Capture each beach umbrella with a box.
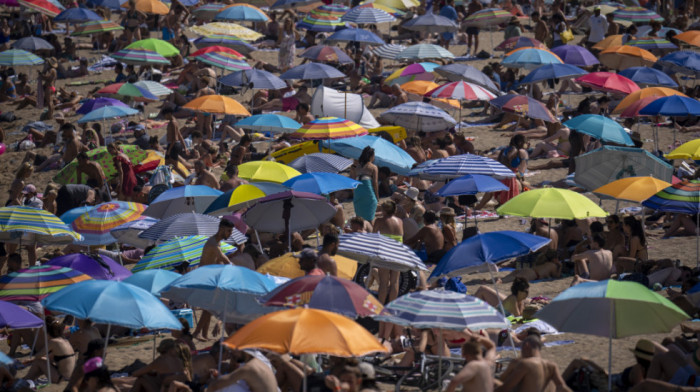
[192,3,224,20]
[132,235,237,272]
[290,117,367,140]
[637,25,680,37]
[214,4,268,22]
[551,45,599,67]
[204,183,289,216]
[270,0,318,8]
[194,35,256,55]
[338,232,428,272]
[379,101,456,132]
[47,253,131,281]
[520,63,588,85]
[121,0,168,14]
[618,66,677,87]
[138,213,247,244]
[435,63,499,94]
[410,153,515,180]
[311,3,349,17]
[620,95,663,118]
[495,36,545,51]
[489,94,557,123]
[144,185,223,219]
[18,0,60,16]
[123,269,180,296]
[342,6,395,24]
[613,87,687,114]
[658,51,700,76]
[53,145,148,185]
[190,22,263,41]
[279,62,346,80]
[96,83,158,101]
[282,173,360,195]
[667,139,700,160]
[325,27,385,45]
[219,69,285,90]
[77,106,140,123]
[189,45,243,59]
[375,0,418,10]
[396,43,454,61]
[639,95,700,117]
[183,95,250,116]
[194,52,251,72]
[299,45,353,64]
[371,43,406,60]
[400,80,460,110]
[356,1,405,16]
[0,301,43,329]
[238,161,301,183]
[575,72,639,95]
[0,49,43,65]
[463,7,511,28]
[0,265,92,302]
[503,47,563,70]
[110,48,170,66]
[11,36,53,51]
[537,280,688,390]
[132,80,171,97]
[384,62,439,86]
[289,153,353,174]
[613,6,663,22]
[426,80,496,101]
[257,252,358,280]
[401,12,458,33]
[496,188,608,219]
[125,38,178,57]
[76,98,129,115]
[675,31,700,48]
[234,114,300,133]
[594,176,672,203]
[574,146,674,191]
[60,206,93,226]
[599,45,657,70]
[593,34,624,51]
[259,275,383,318]
[436,174,508,196]
[71,201,146,246]
[563,114,635,146]
[625,37,677,51]
[110,216,158,248]
[243,191,336,236]
[296,13,345,32]
[54,7,102,23]
[86,0,121,9]
[329,134,416,176]
[71,20,123,36]
[0,206,82,244]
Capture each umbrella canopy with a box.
[225,308,387,356]
[657,51,700,76]
[490,94,557,122]
[375,290,509,331]
[503,48,563,70]
[575,72,639,95]
[551,45,599,67]
[183,95,250,116]
[401,12,458,33]
[53,145,148,184]
[76,97,129,115]
[46,253,131,281]
[642,180,700,214]
[667,139,700,160]
[238,161,301,183]
[144,185,222,219]
[625,36,677,51]
[125,38,178,57]
[282,173,360,195]
[71,19,123,36]
[11,36,53,51]
[325,27,385,45]
[215,4,269,22]
[0,265,92,302]
[496,36,545,51]
[426,81,496,101]
[594,176,672,203]
[613,6,663,23]
[599,45,657,70]
[243,191,336,233]
[77,106,140,123]
[620,95,663,118]
[296,13,345,32]
[193,35,256,55]
[18,0,60,16]
[195,52,251,72]
[133,80,171,96]
[411,153,515,181]
[429,231,550,281]
[42,280,182,329]
[563,114,635,146]
[496,188,608,219]
[122,0,168,14]
[279,62,346,80]
[204,183,289,216]
[132,235,237,272]
[290,117,368,140]
[574,146,674,191]
[189,45,243,59]
[259,275,383,318]
[371,43,407,60]
[342,6,395,24]
[111,48,170,65]
[257,252,358,281]
[288,153,353,174]
[375,0,418,10]
[0,206,82,243]
[639,95,700,116]
[435,63,499,94]
[463,7,511,27]
[338,232,428,272]
[0,49,43,65]
[110,216,158,248]
[123,269,180,296]
[520,63,588,85]
[329,134,416,176]
[396,43,455,61]
[435,174,509,196]
[613,87,687,113]
[71,201,146,246]
[311,3,349,17]
[190,22,263,41]
[379,101,456,132]
[0,301,43,329]
[96,83,158,101]
[675,30,700,47]
[192,3,224,20]
[384,62,439,86]
[618,66,677,87]
[298,45,353,64]
[594,34,624,51]
[270,0,318,8]
[138,213,247,244]
[234,114,300,133]
[637,25,681,37]
[54,7,102,22]
[60,206,93,225]
[219,69,286,90]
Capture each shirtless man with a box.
[208,350,279,392]
[373,200,404,340]
[317,234,338,276]
[496,336,571,392]
[34,124,86,172]
[531,12,549,43]
[76,152,106,188]
[570,234,613,285]
[192,160,219,189]
[405,210,445,264]
[295,102,314,125]
[230,135,251,166]
[329,193,345,228]
[220,164,248,192]
[254,86,311,112]
[446,337,497,392]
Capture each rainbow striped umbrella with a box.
[0,265,92,302]
[193,3,224,21]
[71,201,146,246]
[54,145,149,185]
[290,117,368,140]
[111,48,170,65]
[385,62,439,85]
[613,7,663,22]
[463,8,511,28]
[0,206,83,243]
[625,36,677,51]
[132,235,237,272]
[18,0,60,16]
[642,180,700,215]
[0,49,43,66]
[194,52,251,71]
[71,19,123,36]
[356,2,405,17]
[426,81,497,101]
[193,35,256,55]
[296,13,345,32]
[311,3,349,17]
[503,47,563,70]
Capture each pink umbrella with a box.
[575,72,640,95]
[620,95,662,118]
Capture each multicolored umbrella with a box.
[374,0,418,10]
[625,36,677,51]
[96,82,158,101]
[575,72,640,95]
[396,43,455,61]
[400,80,459,109]
[296,12,345,32]
[71,19,123,36]
[551,45,599,67]
[489,94,557,122]
[257,252,357,280]
[214,4,269,22]
[204,182,289,215]
[503,47,563,69]
[237,161,301,184]
[133,80,172,96]
[619,95,662,118]
[599,45,657,70]
[356,2,405,17]
[18,0,60,16]
[76,97,129,115]
[183,94,250,116]
[0,206,82,243]
[71,202,146,245]
[132,235,237,272]
[189,45,243,59]
[384,62,439,86]
[299,45,353,64]
[53,145,149,185]
[495,36,545,51]
[190,22,264,40]
[0,49,43,66]
[125,38,179,57]
[613,87,687,114]
[642,180,700,215]
[594,176,672,203]
[194,52,251,71]
[426,80,497,101]
[192,3,224,21]
[463,7,511,28]
[194,35,256,55]
[435,63,499,93]
[290,117,368,140]
[111,48,170,65]
[121,0,169,14]
[260,275,382,318]
[496,188,608,219]
[613,6,663,22]
[0,265,92,302]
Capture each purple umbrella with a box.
[0,301,43,329]
[46,253,132,281]
[551,45,599,67]
[76,98,130,115]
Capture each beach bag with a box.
[560,29,574,44]
[444,277,467,293]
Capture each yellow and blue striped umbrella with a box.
[0,206,82,242]
[132,235,237,272]
[0,265,92,302]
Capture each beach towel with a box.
[88,55,120,72]
[353,178,377,222]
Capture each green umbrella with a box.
[125,38,179,57]
[496,188,608,220]
[53,145,148,185]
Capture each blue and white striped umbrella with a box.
[378,102,456,132]
[371,43,406,60]
[138,212,247,244]
[396,43,455,61]
[435,63,500,94]
[342,7,395,24]
[325,27,385,45]
[409,153,516,180]
[375,289,509,331]
[133,81,172,96]
[338,232,428,272]
[219,69,287,90]
[288,153,353,174]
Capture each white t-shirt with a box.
[588,14,609,43]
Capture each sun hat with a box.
[405,187,419,201]
[631,339,655,361]
[22,184,36,194]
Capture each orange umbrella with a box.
[122,0,169,14]
[256,252,358,280]
[225,308,388,356]
[593,34,623,51]
[183,95,250,116]
[674,31,700,47]
[594,176,672,203]
[401,80,460,109]
[599,45,657,70]
[613,87,687,114]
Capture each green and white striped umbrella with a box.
[132,235,237,272]
[0,49,44,66]
[111,48,171,66]
[133,81,173,96]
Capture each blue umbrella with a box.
[342,6,396,24]
[271,0,317,8]
[639,95,700,117]
[410,154,515,180]
[563,114,635,146]
[288,153,353,174]
[435,174,509,196]
[123,269,182,296]
[59,206,93,225]
[77,106,139,123]
[54,7,102,23]
[551,45,599,67]
[329,135,416,175]
[325,27,385,45]
[401,12,458,33]
[219,69,286,90]
[214,5,269,22]
[41,280,182,330]
[143,185,223,219]
[11,36,53,51]
[429,231,551,282]
[520,63,588,84]
[234,114,301,133]
[76,97,129,115]
[138,213,247,244]
[618,66,678,87]
[378,102,456,132]
[503,48,563,70]
[0,300,43,329]
[86,0,122,9]
[282,172,360,195]
[279,62,346,80]
[657,51,700,76]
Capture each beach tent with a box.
[311,86,380,129]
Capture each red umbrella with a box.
[189,45,243,59]
[620,95,662,118]
[18,0,60,16]
[575,72,640,95]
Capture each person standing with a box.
[439,0,458,49]
[586,6,609,48]
[351,147,378,223]
[532,12,549,45]
[465,0,483,57]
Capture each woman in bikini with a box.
[26,320,76,383]
[616,216,649,274]
[132,339,192,392]
[121,0,146,43]
[474,277,530,317]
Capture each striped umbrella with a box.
[189,45,244,59]
[495,36,545,51]
[71,202,146,246]
[0,49,43,66]
[96,83,158,101]
[410,153,515,180]
[190,22,264,41]
[435,63,500,94]
[193,3,225,21]
[214,4,269,22]
[638,25,681,37]
[342,6,395,23]
[71,20,123,36]
[290,117,368,140]
[613,7,663,23]
[111,48,170,65]
[144,185,223,219]
[194,52,251,71]
[312,3,349,17]
[396,43,454,61]
[378,101,456,132]
[463,8,511,28]
[0,206,82,243]
[194,35,256,55]
[204,182,289,216]
[138,212,247,244]
[489,94,557,122]
[0,265,92,302]
[18,0,60,16]
[625,37,677,51]
[503,47,563,70]
[356,2,405,17]
[133,80,172,96]
[299,45,353,64]
[296,13,345,32]
[371,43,406,60]
[385,62,439,85]
[337,232,428,272]
[426,81,496,101]
[575,72,640,95]
[132,235,237,272]
[288,153,353,174]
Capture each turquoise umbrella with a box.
[123,269,181,295]
[503,48,563,70]
[563,114,635,146]
[77,106,139,123]
[0,49,44,65]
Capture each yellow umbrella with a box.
[375,0,419,10]
[401,80,460,109]
[599,45,657,70]
[666,139,700,160]
[237,161,300,183]
[141,150,190,178]
[122,0,169,15]
[204,183,279,215]
[613,87,687,114]
[183,95,250,116]
[594,176,672,203]
[190,22,263,41]
[593,34,624,51]
[496,188,608,219]
[585,4,618,14]
[357,2,403,15]
[257,252,358,280]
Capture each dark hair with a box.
[47,321,63,338]
[8,253,21,263]
[323,233,338,247]
[461,341,481,357]
[85,365,114,390]
[191,131,202,139]
[623,216,646,246]
[522,335,543,350]
[60,123,76,133]
[378,166,391,177]
[510,134,526,148]
[381,200,397,215]
[358,146,374,167]
[77,152,89,161]
[219,219,235,229]
[161,107,175,115]
[423,210,438,225]
[226,163,239,177]
[590,221,604,234]
[239,134,252,146]
[297,102,309,112]
[592,233,606,248]
[85,339,105,358]
[511,277,529,296]
[531,11,539,17]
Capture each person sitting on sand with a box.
[500,250,562,284]
[570,234,614,286]
[57,58,89,80]
[475,277,530,317]
[132,339,192,392]
[446,335,497,392]
[664,214,698,238]
[253,86,311,113]
[615,216,649,274]
[207,349,279,392]
[368,84,407,109]
[25,124,86,172]
[25,319,76,384]
[495,336,571,392]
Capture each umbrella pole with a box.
[608,304,613,392]
[30,328,39,362]
[615,199,619,214]
[696,209,699,267]
[153,334,156,361]
[487,267,517,356]
[103,324,111,360]
[43,323,51,385]
[218,297,227,373]
[438,329,444,390]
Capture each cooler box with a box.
[171,308,194,329]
